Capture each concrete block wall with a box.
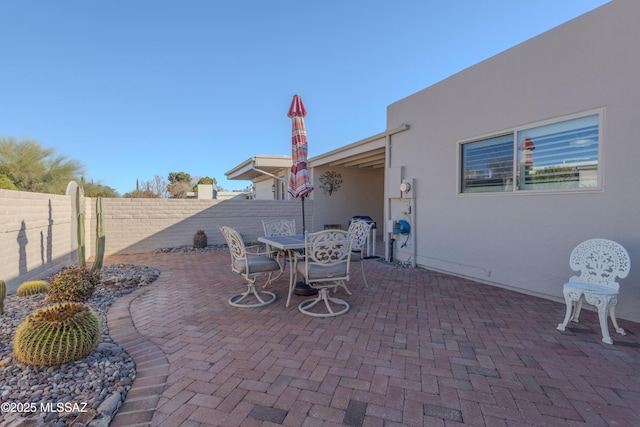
[101,198,310,254]
[1,189,312,293]
[0,189,76,293]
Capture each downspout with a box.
[384,133,391,262]
[383,123,410,263]
[410,191,417,268]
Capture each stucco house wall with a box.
[253,175,288,201]
[253,177,274,200]
[385,0,640,321]
[309,164,384,233]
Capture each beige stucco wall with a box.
[386,0,640,321]
[309,165,383,235]
[253,175,289,200]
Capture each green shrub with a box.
[16,280,49,297]
[47,266,100,303]
[0,174,17,190]
[13,302,101,366]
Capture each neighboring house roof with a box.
[225,155,292,181]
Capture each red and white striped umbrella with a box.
[287,94,313,232]
[288,94,313,198]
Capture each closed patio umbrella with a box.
[287,94,313,233]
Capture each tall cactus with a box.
[91,197,105,272]
[76,185,86,268]
[0,280,6,315]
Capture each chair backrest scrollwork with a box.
[263,219,296,237]
[302,230,354,282]
[348,220,373,253]
[220,226,248,273]
[568,238,630,290]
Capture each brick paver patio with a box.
[104,251,640,426]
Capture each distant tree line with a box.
[123,173,222,199]
[1,136,225,198]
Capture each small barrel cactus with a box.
[13,302,101,366]
[193,230,208,248]
[16,280,49,297]
[0,280,5,315]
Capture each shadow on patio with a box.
[104,250,640,426]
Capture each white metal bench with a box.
[557,238,630,344]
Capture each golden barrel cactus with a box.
[13,302,101,366]
[16,280,49,297]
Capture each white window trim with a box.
[456,108,605,196]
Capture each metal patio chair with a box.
[220,226,282,308]
[348,219,374,288]
[262,219,298,264]
[262,219,296,237]
[295,229,354,317]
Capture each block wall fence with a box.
[0,189,310,293]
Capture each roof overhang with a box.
[225,155,292,181]
[310,124,410,169]
[225,125,410,180]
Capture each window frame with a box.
[457,109,604,196]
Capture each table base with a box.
[293,282,318,296]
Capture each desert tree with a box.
[150,175,169,198]
[167,171,192,198]
[0,137,84,194]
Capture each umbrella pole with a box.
[301,196,306,234]
[294,195,317,296]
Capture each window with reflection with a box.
[460,113,600,194]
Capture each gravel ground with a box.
[0,264,160,427]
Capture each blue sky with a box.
[0,0,610,195]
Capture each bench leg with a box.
[557,294,574,332]
[571,297,584,322]
[597,303,613,344]
[609,304,626,336]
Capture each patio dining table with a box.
[258,234,306,307]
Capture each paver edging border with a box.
[106,269,172,427]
